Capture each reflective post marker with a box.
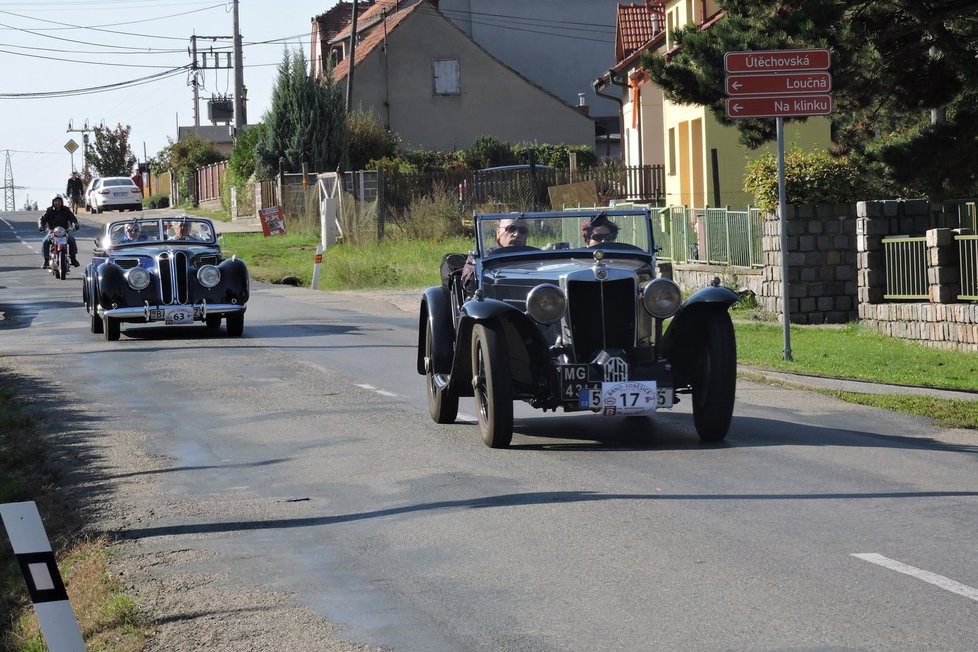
[1,502,86,651]
[311,244,324,289]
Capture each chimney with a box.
[574,92,590,116]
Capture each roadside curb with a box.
[740,366,978,402]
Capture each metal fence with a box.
[648,205,763,267]
[958,234,978,300]
[882,236,928,299]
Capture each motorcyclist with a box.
[38,195,80,268]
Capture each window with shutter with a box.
[432,58,460,95]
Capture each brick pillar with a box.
[855,202,886,304]
[926,228,958,303]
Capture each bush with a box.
[388,186,470,241]
[144,194,169,209]
[348,109,399,171]
[743,148,866,212]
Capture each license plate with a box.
[580,381,673,415]
[113,192,127,197]
[53,236,67,245]
[148,307,201,324]
[559,364,600,400]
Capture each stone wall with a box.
[758,203,859,324]
[856,199,977,351]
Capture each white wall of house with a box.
[347,8,594,150]
[439,0,622,121]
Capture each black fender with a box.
[448,297,552,398]
[95,262,126,309]
[658,285,739,384]
[418,286,454,375]
[218,257,250,304]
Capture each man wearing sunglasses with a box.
[582,215,619,247]
[462,217,531,293]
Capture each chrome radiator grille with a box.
[567,278,635,362]
[157,251,189,304]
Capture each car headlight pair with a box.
[124,265,221,291]
[641,278,682,319]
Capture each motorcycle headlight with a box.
[53,226,66,237]
[526,284,566,324]
[125,266,151,291]
[641,278,682,319]
[197,265,221,288]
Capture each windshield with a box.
[105,218,216,247]
[475,209,654,257]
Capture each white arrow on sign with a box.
[730,81,742,90]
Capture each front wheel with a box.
[226,312,244,337]
[471,323,513,448]
[425,319,458,424]
[691,311,737,442]
[57,250,68,280]
[205,314,222,329]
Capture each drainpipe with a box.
[593,70,626,165]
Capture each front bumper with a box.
[101,302,245,322]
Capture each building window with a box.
[668,127,676,175]
[433,58,460,95]
[686,0,694,24]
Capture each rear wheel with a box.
[691,311,736,442]
[205,314,222,329]
[471,323,513,448]
[425,319,458,424]
[226,312,244,337]
[103,316,120,341]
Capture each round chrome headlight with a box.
[641,278,682,319]
[526,284,566,324]
[53,226,67,237]
[125,266,151,291]
[197,265,221,288]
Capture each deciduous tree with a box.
[87,123,137,177]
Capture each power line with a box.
[0,46,187,68]
[0,65,189,98]
[0,2,224,29]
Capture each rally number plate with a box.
[148,307,201,324]
[579,381,674,415]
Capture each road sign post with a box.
[724,49,833,360]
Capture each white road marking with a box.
[457,413,477,423]
[852,553,978,602]
[354,383,399,397]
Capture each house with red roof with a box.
[310,0,594,153]
[595,1,832,208]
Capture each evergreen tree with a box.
[87,123,137,177]
[255,49,347,178]
[643,1,978,198]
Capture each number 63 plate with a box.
[579,381,673,415]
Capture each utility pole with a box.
[232,0,246,129]
[190,35,200,126]
[346,0,359,111]
[2,151,17,211]
[67,119,99,181]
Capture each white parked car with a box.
[89,176,142,213]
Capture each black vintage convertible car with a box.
[417,209,739,448]
[83,217,249,341]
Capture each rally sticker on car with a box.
[148,307,201,324]
[579,381,672,415]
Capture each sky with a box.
[0,0,338,208]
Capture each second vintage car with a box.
[418,208,740,448]
[83,217,249,341]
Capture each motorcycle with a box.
[46,225,73,280]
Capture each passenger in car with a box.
[169,222,196,240]
[582,215,619,247]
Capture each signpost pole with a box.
[776,116,792,361]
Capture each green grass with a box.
[221,232,471,289]
[735,321,978,391]
[825,392,978,429]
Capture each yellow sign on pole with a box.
[64,140,78,153]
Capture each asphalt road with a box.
[1,209,976,651]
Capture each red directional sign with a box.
[725,95,833,119]
[725,72,832,96]
[724,48,831,74]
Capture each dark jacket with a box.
[66,177,84,199]
[39,205,79,232]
